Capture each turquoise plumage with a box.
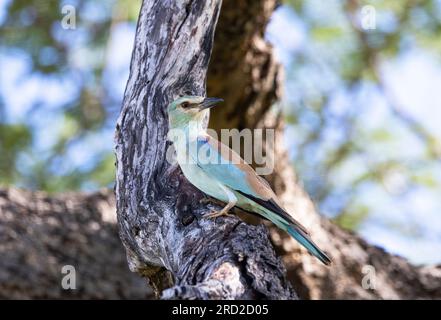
[168,96,331,265]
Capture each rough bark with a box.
[1,0,440,300]
[2,187,438,299]
[114,0,295,300]
[0,188,150,299]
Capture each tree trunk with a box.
[114,0,295,300]
[0,188,150,299]
[0,0,440,300]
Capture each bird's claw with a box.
[203,209,234,219]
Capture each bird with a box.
[167,95,331,265]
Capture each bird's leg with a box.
[204,186,237,219]
[205,200,236,218]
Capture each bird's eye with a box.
[182,102,189,109]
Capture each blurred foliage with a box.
[282,0,441,231]
[0,0,440,242]
[0,0,140,191]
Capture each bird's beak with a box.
[199,97,223,110]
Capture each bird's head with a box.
[167,95,223,128]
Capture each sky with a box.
[1,2,440,264]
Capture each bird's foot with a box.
[203,209,234,219]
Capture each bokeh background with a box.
[1,0,440,264]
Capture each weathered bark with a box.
[0,188,150,299]
[114,0,295,300]
[1,0,440,300]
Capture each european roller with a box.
[167,96,331,265]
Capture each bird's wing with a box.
[192,134,309,234]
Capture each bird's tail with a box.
[286,225,331,265]
[258,208,331,265]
